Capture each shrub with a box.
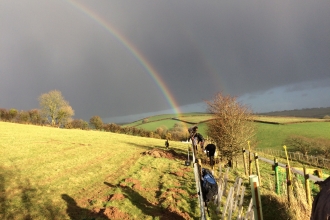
[18,111,30,124]
[285,135,313,156]
[89,116,103,130]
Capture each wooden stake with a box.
[248,141,253,175]
[286,165,292,205]
[303,166,312,206]
[255,153,262,186]
[250,175,263,220]
[242,148,248,176]
[274,158,280,194]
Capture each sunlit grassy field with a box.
[1,119,328,220]
[0,122,198,219]
[135,120,191,131]
[122,113,209,127]
[255,122,330,150]
[254,115,328,124]
[175,114,214,123]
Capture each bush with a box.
[66,119,89,130]
[89,116,103,130]
[285,135,313,156]
[18,111,30,124]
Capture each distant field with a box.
[123,114,330,151]
[255,122,330,150]
[135,120,191,131]
[175,114,214,123]
[122,114,175,127]
[254,115,328,124]
[122,112,212,128]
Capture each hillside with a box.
[259,107,330,118]
[1,122,326,219]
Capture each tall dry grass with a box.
[262,174,312,220]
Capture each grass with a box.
[0,122,198,219]
[255,122,330,150]
[122,112,210,128]
[214,155,321,220]
[254,115,328,123]
[135,120,191,132]
[2,115,329,219]
[123,114,330,151]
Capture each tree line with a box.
[1,89,258,163]
[0,90,192,141]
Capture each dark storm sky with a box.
[1,0,330,121]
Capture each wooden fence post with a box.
[222,187,234,219]
[248,141,253,175]
[303,166,312,206]
[198,159,202,178]
[223,167,229,196]
[274,158,280,194]
[249,152,253,176]
[250,175,263,220]
[242,148,248,176]
[255,153,262,186]
[286,165,292,205]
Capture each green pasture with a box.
[254,115,328,124]
[135,120,190,131]
[175,114,214,123]
[255,122,330,150]
[122,114,175,127]
[0,122,198,219]
[124,114,330,152]
[1,119,327,220]
[122,112,212,128]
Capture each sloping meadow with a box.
[0,122,198,219]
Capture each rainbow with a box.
[65,0,181,115]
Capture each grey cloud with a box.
[1,0,330,120]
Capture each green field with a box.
[253,115,328,124]
[2,118,328,220]
[255,122,330,150]
[0,122,198,219]
[135,120,190,131]
[122,113,213,128]
[123,113,330,151]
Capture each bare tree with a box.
[39,90,74,126]
[206,92,256,166]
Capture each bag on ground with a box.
[201,168,218,202]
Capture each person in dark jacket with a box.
[165,139,169,149]
[205,143,216,166]
[310,176,330,220]
[188,126,204,151]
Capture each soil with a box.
[86,148,192,219]
[141,148,186,160]
[92,207,131,220]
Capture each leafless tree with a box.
[205,92,256,166]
